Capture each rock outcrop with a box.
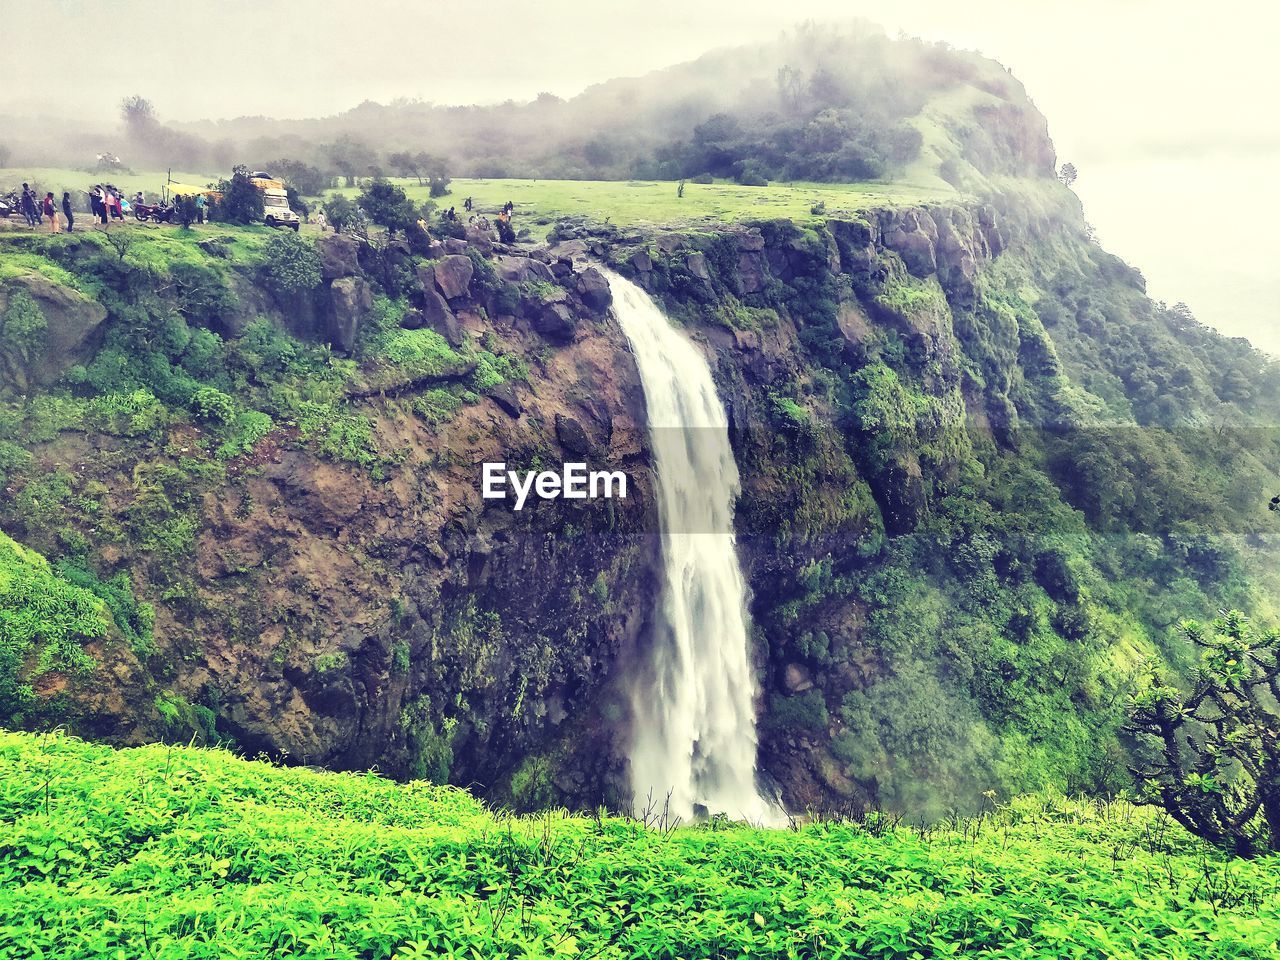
[327,276,373,352]
[0,272,108,386]
[434,255,474,300]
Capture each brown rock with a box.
[464,223,494,254]
[434,255,474,300]
[737,251,765,295]
[420,287,462,346]
[535,302,577,343]
[315,234,361,280]
[327,276,373,352]
[0,273,108,387]
[575,266,612,312]
[783,663,814,693]
[488,381,522,418]
[555,414,594,457]
[549,239,589,263]
[496,255,554,284]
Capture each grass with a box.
[331,177,962,234]
[1,730,1277,959]
[3,166,960,235]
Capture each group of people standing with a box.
[89,184,126,225]
[17,183,75,233]
[12,182,134,233]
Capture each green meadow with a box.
[333,177,959,232]
[1,166,959,235]
[1,731,1276,959]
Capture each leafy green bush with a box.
[322,194,358,232]
[0,535,106,722]
[296,402,376,467]
[54,561,155,658]
[190,387,236,425]
[767,689,828,732]
[0,440,31,488]
[85,390,169,437]
[0,289,47,389]
[214,167,265,225]
[261,232,322,296]
[1,731,1275,960]
[357,178,418,236]
[411,388,463,426]
[216,410,275,460]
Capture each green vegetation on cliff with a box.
[0,216,653,803]
[332,177,957,236]
[3,127,1280,828]
[0,534,108,719]
[2,731,1277,960]
[625,184,1280,818]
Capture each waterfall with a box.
[607,271,780,825]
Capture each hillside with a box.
[2,23,1052,192]
[2,167,1279,819]
[2,730,1277,959]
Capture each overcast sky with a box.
[2,0,1277,349]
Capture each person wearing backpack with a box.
[42,192,60,233]
[20,183,37,227]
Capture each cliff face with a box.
[603,188,1280,815]
[4,179,1279,816]
[0,230,663,810]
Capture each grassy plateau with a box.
[2,167,959,237]
[1,730,1277,959]
[332,177,959,233]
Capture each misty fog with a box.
[0,0,1274,351]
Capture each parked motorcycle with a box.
[133,202,174,223]
[0,192,19,219]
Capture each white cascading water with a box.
[607,271,781,825]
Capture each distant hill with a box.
[2,23,1055,189]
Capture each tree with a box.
[322,195,358,233]
[583,137,617,170]
[261,232,322,296]
[428,174,451,199]
[285,186,309,218]
[101,230,135,263]
[413,152,451,197]
[1127,612,1280,857]
[261,159,330,196]
[356,178,417,236]
[216,167,265,225]
[1058,162,1078,187]
[387,151,423,185]
[776,65,804,114]
[326,135,379,187]
[117,94,206,169]
[120,95,157,133]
